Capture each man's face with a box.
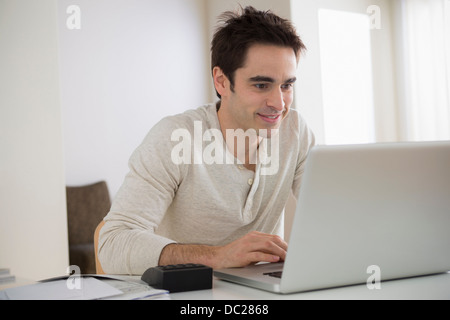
[216,44,298,137]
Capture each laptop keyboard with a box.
[263,271,283,278]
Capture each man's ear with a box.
[213,66,229,98]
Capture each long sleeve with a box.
[98,117,185,275]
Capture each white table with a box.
[2,272,449,300]
[170,272,450,300]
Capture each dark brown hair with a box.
[211,6,306,99]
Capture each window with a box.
[399,0,450,141]
[318,9,375,145]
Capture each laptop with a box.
[214,141,450,294]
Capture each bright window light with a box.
[318,9,375,145]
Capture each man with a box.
[98,6,315,275]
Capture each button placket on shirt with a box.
[239,163,261,223]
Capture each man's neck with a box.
[216,101,262,171]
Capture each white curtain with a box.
[401,0,450,141]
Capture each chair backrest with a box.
[66,181,110,274]
[94,220,106,274]
[66,181,111,245]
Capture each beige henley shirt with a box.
[98,104,315,275]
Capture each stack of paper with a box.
[0,275,168,300]
[0,269,15,284]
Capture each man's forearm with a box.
[157,231,288,270]
[158,243,222,269]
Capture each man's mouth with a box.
[257,113,282,123]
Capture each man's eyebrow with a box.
[249,76,297,83]
[285,77,297,83]
[249,76,275,83]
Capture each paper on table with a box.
[98,279,169,300]
[2,277,122,300]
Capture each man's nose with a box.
[267,87,285,112]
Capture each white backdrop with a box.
[58,0,212,198]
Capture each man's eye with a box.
[281,83,293,90]
[255,84,268,89]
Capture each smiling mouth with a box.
[257,113,283,123]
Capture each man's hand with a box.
[159,231,288,269]
[215,231,288,269]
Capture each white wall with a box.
[58,0,211,198]
[0,0,69,280]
